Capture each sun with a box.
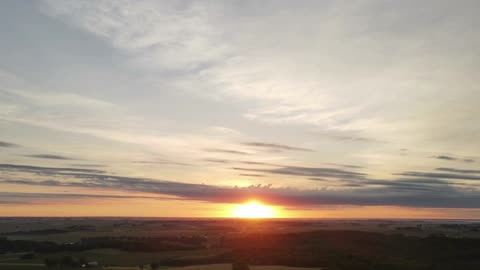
[231,201,276,218]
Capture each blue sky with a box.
[1,0,480,218]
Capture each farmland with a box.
[1,218,480,269]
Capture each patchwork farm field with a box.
[2,218,480,270]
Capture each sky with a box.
[1,0,480,219]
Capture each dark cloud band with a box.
[2,163,480,209]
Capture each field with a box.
[1,218,480,270]
[2,218,480,242]
[0,264,322,270]
[0,248,227,266]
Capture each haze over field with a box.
[1,0,480,218]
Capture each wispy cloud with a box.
[239,174,265,178]
[436,167,480,174]
[202,158,231,164]
[204,148,250,155]
[326,163,363,169]
[243,142,314,152]
[69,164,108,168]
[0,192,162,205]
[313,132,379,143]
[24,154,75,160]
[433,155,475,163]
[42,0,227,71]
[232,165,367,180]
[0,141,20,148]
[0,163,106,174]
[239,161,279,167]
[133,160,191,166]
[435,155,456,161]
[396,171,480,181]
[40,0,480,152]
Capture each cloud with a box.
[361,178,453,192]
[24,154,75,160]
[204,148,250,155]
[0,192,162,205]
[232,165,367,180]
[42,0,228,71]
[396,171,480,181]
[69,164,108,168]
[239,161,279,167]
[436,167,480,174]
[3,173,480,209]
[239,174,264,177]
[2,163,480,208]
[436,155,456,160]
[0,141,20,148]
[202,158,284,167]
[314,132,379,143]
[433,155,475,163]
[325,163,364,169]
[0,71,133,146]
[39,0,480,157]
[1,1,479,212]
[133,160,191,166]
[0,163,105,174]
[203,158,231,164]
[242,142,314,152]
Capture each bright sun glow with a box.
[231,201,276,218]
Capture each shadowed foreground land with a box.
[0,264,321,270]
[1,218,480,270]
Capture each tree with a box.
[79,257,88,266]
[20,252,35,260]
[150,262,160,270]
[232,261,250,270]
[60,255,77,267]
[44,258,59,268]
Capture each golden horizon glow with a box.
[231,201,276,218]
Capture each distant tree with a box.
[232,261,250,270]
[19,252,35,260]
[44,257,59,267]
[150,262,160,270]
[78,257,88,266]
[60,255,77,267]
